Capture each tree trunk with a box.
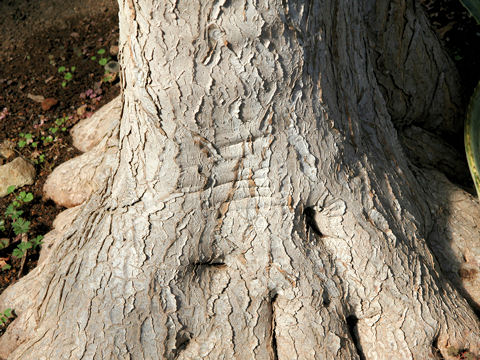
[1,0,479,359]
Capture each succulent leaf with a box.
[465,81,480,196]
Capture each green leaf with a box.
[24,193,33,202]
[64,72,73,81]
[1,264,11,271]
[31,141,38,148]
[97,48,106,55]
[58,66,66,73]
[5,204,22,219]
[71,66,76,72]
[0,238,8,249]
[18,241,32,251]
[50,127,58,134]
[12,218,30,235]
[18,140,26,148]
[460,0,480,24]
[465,81,480,197]
[31,235,44,248]
[12,248,24,258]
[91,56,97,61]
[6,185,15,194]
[3,309,12,318]
[0,219,5,233]
[99,58,108,66]
[61,81,67,88]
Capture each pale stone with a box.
[43,140,117,208]
[0,158,35,197]
[0,140,15,159]
[70,96,121,153]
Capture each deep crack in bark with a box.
[346,315,365,360]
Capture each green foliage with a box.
[0,186,44,268]
[92,48,111,68]
[0,308,13,325]
[17,133,33,148]
[12,235,43,258]
[465,82,480,196]
[0,238,8,250]
[59,66,76,87]
[5,204,23,220]
[33,154,45,164]
[41,135,54,145]
[12,218,30,236]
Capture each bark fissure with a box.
[346,315,365,360]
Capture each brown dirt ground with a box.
[0,0,120,331]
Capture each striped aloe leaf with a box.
[465,81,480,196]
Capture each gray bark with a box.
[0,0,479,359]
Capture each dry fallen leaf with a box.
[27,93,45,103]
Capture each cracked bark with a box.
[0,0,479,359]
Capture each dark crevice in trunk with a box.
[322,291,331,307]
[171,330,192,360]
[270,293,279,360]
[346,315,365,360]
[193,262,226,268]
[431,335,445,360]
[303,206,323,237]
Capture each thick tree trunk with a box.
[0,1,479,359]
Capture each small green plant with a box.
[1,264,11,271]
[0,238,8,250]
[0,187,45,268]
[12,218,30,236]
[58,65,76,87]
[0,308,13,325]
[92,48,111,67]
[41,135,54,145]
[12,235,43,258]
[33,154,45,164]
[17,133,33,148]
[49,116,68,134]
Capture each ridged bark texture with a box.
[0,1,479,359]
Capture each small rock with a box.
[70,32,80,38]
[41,98,58,111]
[104,60,120,73]
[43,144,116,208]
[109,45,119,56]
[77,104,88,116]
[0,157,36,197]
[0,140,15,159]
[71,96,121,152]
[27,93,45,103]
